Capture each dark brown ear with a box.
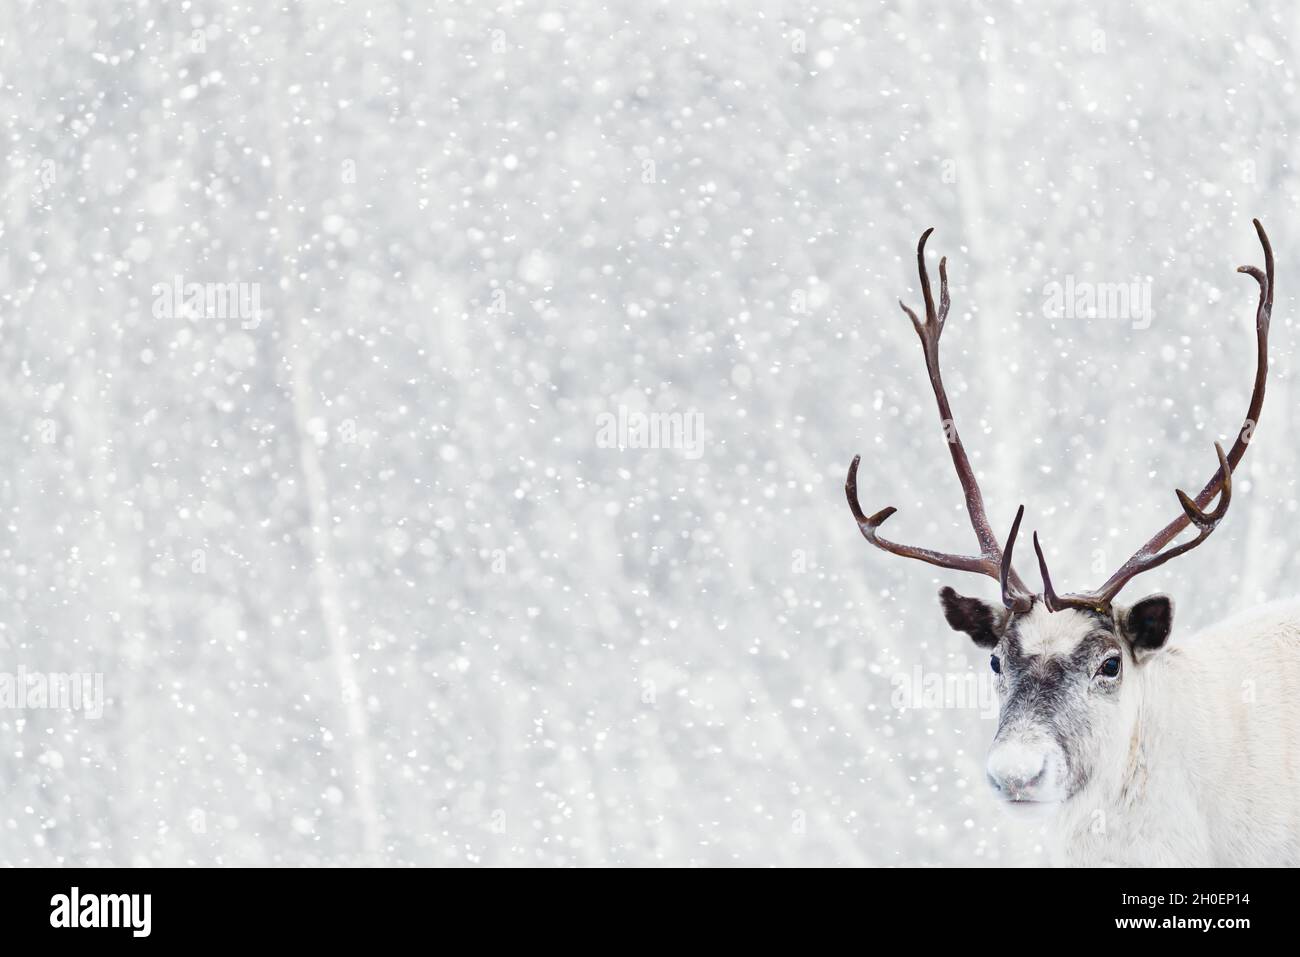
[938,587,1008,648]
[1119,594,1174,654]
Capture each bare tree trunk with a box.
[283,322,384,863]
[266,24,383,862]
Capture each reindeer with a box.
[845,221,1300,866]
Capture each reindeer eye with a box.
[990,655,1001,675]
[1098,656,1121,679]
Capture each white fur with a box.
[1017,598,1300,866]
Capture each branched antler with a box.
[845,229,1032,610]
[1032,220,1273,612]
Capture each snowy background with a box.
[0,1,1296,866]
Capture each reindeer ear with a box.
[1120,594,1174,653]
[938,587,1008,648]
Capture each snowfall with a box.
[0,1,1295,866]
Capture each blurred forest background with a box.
[0,0,1295,865]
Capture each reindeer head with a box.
[941,590,1172,806]
[846,221,1273,809]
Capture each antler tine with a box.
[898,299,924,340]
[1031,532,1055,611]
[845,455,996,577]
[1000,506,1033,612]
[917,227,938,325]
[1176,442,1232,529]
[1040,220,1272,613]
[846,229,1029,597]
[845,455,897,531]
[1030,530,1094,614]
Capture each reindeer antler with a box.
[1032,219,1273,613]
[845,228,1032,611]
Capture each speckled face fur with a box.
[938,586,1174,807]
[984,601,1131,806]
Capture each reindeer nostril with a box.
[987,745,1050,799]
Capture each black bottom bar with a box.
[0,866,1284,943]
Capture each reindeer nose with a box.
[986,740,1049,800]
